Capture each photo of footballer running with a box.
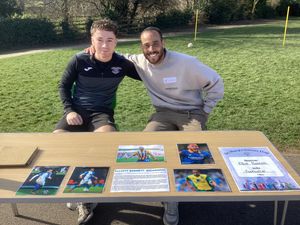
[116,145,165,163]
[16,166,69,195]
[177,143,215,164]
[174,169,231,192]
[63,167,109,193]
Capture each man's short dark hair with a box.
[90,19,118,37]
[141,26,163,40]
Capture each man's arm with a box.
[85,48,141,81]
[201,69,224,114]
[185,58,224,114]
[146,150,157,160]
[202,150,212,158]
[58,55,78,115]
[126,61,141,81]
[129,152,138,158]
[29,174,39,182]
[59,55,84,125]
[185,177,196,191]
[79,171,87,179]
[120,55,141,81]
[207,176,217,187]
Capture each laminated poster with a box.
[219,147,300,192]
[111,168,169,192]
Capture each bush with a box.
[59,19,78,40]
[256,2,276,18]
[154,9,193,28]
[276,0,300,16]
[0,0,21,18]
[85,17,93,37]
[0,18,57,50]
[232,2,252,21]
[204,0,237,24]
[203,0,278,23]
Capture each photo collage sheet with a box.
[219,147,300,192]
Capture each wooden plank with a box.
[0,146,38,167]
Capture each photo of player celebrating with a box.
[129,146,157,162]
[16,166,69,195]
[116,145,165,163]
[186,169,217,191]
[64,167,108,193]
[178,143,214,164]
[174,169,231,192]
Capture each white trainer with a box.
[66,202,78,211]
[163,202,179,225]
[77,203,97,224]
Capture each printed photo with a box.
[116,145,165,163]
[16,166,69,195]
[63,167,109,193]
[174,169,231,192]
[177,143,214,164]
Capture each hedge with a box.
[0,18,57,50]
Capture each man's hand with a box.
[85,45,95,55]
[66,112,83,125]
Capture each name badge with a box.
[163,77,177,84]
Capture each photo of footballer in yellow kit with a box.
[174,169,231,192]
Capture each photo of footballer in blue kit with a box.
[63,167,108,193]
[16,166,69,195]
[177,143,214,164]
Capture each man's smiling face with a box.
[140,30,165,65]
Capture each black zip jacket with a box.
[59,51,141,114]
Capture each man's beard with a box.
[144,49,164,64]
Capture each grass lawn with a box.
[63,186,104,193]
[0,19,299,151]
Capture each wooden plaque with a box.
[0,146,38,167]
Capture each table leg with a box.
[11,203,19,216]
[274,201,278,225]
[280,201,289,225]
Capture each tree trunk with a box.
[251,0,260,19]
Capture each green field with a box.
[0,19,299,151]
[117,156,165,163]
[16,187,58,195]
[63,186,104,193]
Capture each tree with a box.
[251,0,261,17]
[0,0,21,18]
[84,0,178,25]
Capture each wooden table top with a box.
[0,131,299,203]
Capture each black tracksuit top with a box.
[59,52,141,114]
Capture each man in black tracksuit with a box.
[54,20,140,133]
[54,19,140,225]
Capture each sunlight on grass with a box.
[0,19,299,150]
